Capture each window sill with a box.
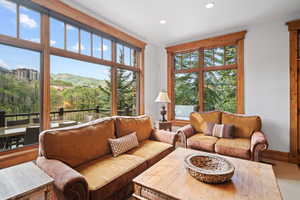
[0,144,38,169]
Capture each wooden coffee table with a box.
[133,148,282,200]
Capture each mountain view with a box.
[51,73,106,87]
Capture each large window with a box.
[50,56,111,122]
[167,32,245,121]
[117,69,138,116]
[0,0,145,154]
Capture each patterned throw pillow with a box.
[204,123,234,138]
[108,132,139,157]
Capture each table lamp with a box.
[155,91,171,122]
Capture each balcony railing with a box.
[0,106,133,128]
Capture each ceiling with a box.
[63,0,300,46]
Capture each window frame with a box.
[166,31,246,125]
[0,0,146,162]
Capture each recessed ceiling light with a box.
[160,20,167,24]
[205,2,215,8]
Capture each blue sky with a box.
[0,0,111,80]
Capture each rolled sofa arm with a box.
[176,125,196,148]
[250,131,268,162]
[151,129,178,146]
[36,156,89,200]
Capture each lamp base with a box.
[160,106,167,122]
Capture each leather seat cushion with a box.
[75,154,147,199]
[127,140,173,166]
[187,133,218,152]
[215,138,251,159]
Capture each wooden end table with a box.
[0,162,54,200]
[133,148,282,200]
[157,121,172,131]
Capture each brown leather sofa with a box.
[37,116,177,200]
[177,111,268,161]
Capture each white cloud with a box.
[50,40,56,46]
[66,24,75,31]
[0,59,8,68]
[20,14,37,29]
[0,0,16,13]
[29,38,40,43]
[71,43,85,52]
[102,45,108,51]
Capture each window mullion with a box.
[16,4,20,38]
[198,48,204,112]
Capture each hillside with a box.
[51,73,107,87]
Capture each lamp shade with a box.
[155,91,171,103]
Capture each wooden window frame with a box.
[287,19,300,164]
[166,31,246,125]
[0,0,146,166]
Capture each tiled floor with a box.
[268,159,300,200]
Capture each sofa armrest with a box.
[36,156,89,200]
[151,129,178,146]
[176,125,196,148]
[250,131,268,161]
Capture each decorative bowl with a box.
[184,153,235,184]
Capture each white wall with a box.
[158,18,300,152]
[244,20,290,152]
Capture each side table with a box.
[157,121,172,131]
[0,161,54,200]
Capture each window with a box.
[174,73,198,120]
[167,32,245,122]
[80,29,91,56]
[50,17,64,49]
[19,6,41,43]
[117,69,138,116]
[0,0,145,155]
[50,56,111,122]
[116,43,137,66]
[0,0,17,37]
[0,44,40,151]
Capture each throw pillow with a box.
[204,123,234,138]
[109,132,139,157]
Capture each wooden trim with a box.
[167,52,174,121]
[171,120,189,127]
[287,19,300,31]
[139,49,145,114]
[31,0,146,49]
[237,39,245,114]
[111,42,117,115]
[166,31,247,53]
[41,14,51,130]
[50,47,140,72]
[289,30,299,161]
[175,64,237,74]
[0,148,38,169]
[0,34,42,51]
[261,150,289,162]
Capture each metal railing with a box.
[0,106,134,127]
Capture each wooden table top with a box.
[0,162,53,199]
[133,148,282,200]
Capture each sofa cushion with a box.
[109,132,139,157]
[187,133,218,152]
[39,118,115,167]
[221,112,261,138]
[115,116,153,142]
[127,140,173,166]
[215,138,251,159]
[75,154,147,199]
[204,123,234,138]
[190,111,221,133]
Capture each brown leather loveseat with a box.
[37,116,177,200]
[177,111,268,161]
